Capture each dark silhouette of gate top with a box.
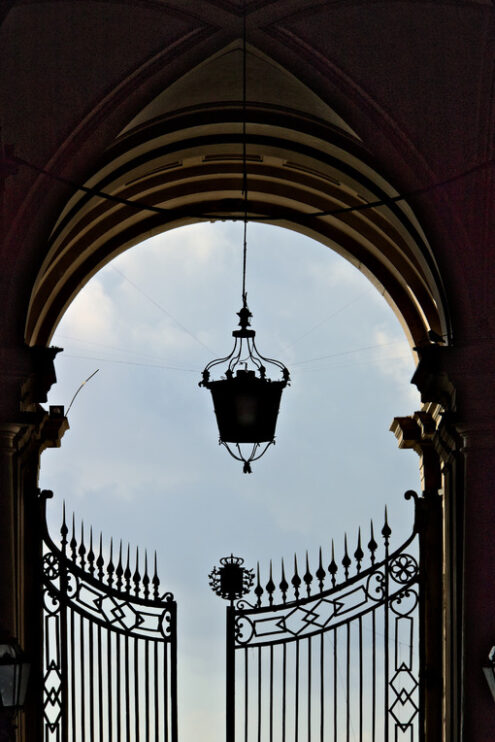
[40,491,177,742]
[213,494,424,742]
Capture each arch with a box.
[26,44,449,350]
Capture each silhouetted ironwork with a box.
[219,497,421,742]
[209,555,255,604]
[40,491,177,742]
[200,298,290,473]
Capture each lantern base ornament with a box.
[200,298,290,472]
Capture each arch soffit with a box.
[26,45,449,350]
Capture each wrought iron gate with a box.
[223,498,421,742]
[40,491,177,742]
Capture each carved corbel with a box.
[390,407,441,494]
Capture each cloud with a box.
[305,251,373,292]
[62,278,116,344]
[370,326,420,406]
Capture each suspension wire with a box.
[62,354,197,373]
[290,339,403,366]
[110,264,214,353]
[281,288,375,351]
[242,0,248,303]
[242,219,248,304]
[6,152,494,224]
[57,333,205,367]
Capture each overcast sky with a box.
[40,221,421,742]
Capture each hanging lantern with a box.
[0,641,30,709]
[200,298,290,473]
[199,0,289,472]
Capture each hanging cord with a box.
[241,0,248,304]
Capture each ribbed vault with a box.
[26,44,448,349]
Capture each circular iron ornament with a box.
[209,554,255,602]
[390,554,418,584]
[43,552,60,579]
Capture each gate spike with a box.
[78,522,86,569]
[354,528,364,573]
[116,541,124,591]
[152,551,160,599]
[134,547,141,597]
[107,538,115,587]
[125,545,132,592]
[254,563,264,607]
[303,551,313,596]
[368,521,378,565]
[70,514,77,562]
[143,551,150,599]
[266,560,275,606]
[279,558,289,604]
[292,554,301,600]
[316,547,326,591]
[88,527,95,575]
[61,502,68,553]
[382,506,392,542]
[328,540,338,587]
[96,533,104,581]
[342,534,351,580]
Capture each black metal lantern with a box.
[199,0,290,472]
[483,646,495,702]
[0,641,30,709]
[200,299,290,472]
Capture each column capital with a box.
[0,423,23,448]
[391,405,445,491]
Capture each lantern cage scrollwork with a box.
[200,297,290,473]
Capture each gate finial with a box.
[209,555,254,605]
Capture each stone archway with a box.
[22,46,453,742]
[25,44,449,352]
[4,2,495,740]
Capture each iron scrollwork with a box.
[225,499,421,742]
[40,493,177,742]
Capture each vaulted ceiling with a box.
[2,0,494,347]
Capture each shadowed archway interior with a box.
[26,43,449,351]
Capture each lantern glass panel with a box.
[209,375,284,443]
[0,644,29,708]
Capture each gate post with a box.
[226,605,235,742]
[392,412,444,742]
[415,489,443,742]
[209,555,254,742]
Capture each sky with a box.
[39,220,421,742]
